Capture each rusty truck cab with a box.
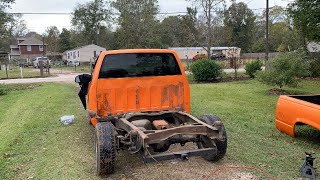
[88,49,190,126]
[76,49,227,175]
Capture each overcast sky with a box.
[8,0,289,34]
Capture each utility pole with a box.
[265,0,269,70]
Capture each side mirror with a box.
[75,74,92,84]
[75,75,81,83]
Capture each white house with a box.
[307,42,320,52]
[169,47,241,60]
[64,44,106,63]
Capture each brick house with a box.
[9,37,47,62]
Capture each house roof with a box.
[9,51,21,56]
[10,45,19,49]
[64,44,106,53]
[18,37,46,45]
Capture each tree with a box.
[0,0,15,52]
[112,0,160,49]
[159,7,199,48]
[71,0,110,45]
[180,7,200,47]
[7,14,29,38]
[252,6,303,53]
[45,26,60,53]
[189,0,225,58]
[159,16,182,48]
[288,0,320,43]
[257,51,310,89]
[25,31,42,40]
[224,2,256,53]
[58,28,73,52]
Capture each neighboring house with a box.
[169,47,241,60]
[9,37,47,62]
[64,44,106,63]
[307,42,320,52]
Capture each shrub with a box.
[190,59,222,81]
[245,60,263,78]
[308,53,320,77]
[257,52,310,89]
[0,85,8,96]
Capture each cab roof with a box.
[100,49,176,56]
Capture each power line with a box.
[7,7,272,16]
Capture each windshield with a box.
[99,53,181,78]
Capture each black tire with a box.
[95,122,116,175]
[197,115,227,162]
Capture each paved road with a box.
[0,73,81,84]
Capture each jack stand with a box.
[301,152,316,180]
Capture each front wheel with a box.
[197,115,227,162]
[95,122,116,175]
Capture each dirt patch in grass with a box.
[266,88,309,96]
[219,77,252,83]
[188,77,252,84]
[267,88,289,95]
[303,77,320,81]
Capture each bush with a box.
[257,52,310,89]
[190,59,222,81]
[308,53,320,77]
[0,85,9,96]
[245,60,263,78]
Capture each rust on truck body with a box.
[75,49,227,175]
[275,95,320,137]
[88,49,190,126]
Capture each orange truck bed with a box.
[275,95,320,137]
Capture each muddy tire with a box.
[95,122,116,175]
[197,115,227,162]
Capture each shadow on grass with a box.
[295,125,320,145]
[0,84,42,96]
[266,88,309,96]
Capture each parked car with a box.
[211,53,226,60]
[67,60,80,67]
[33,57,51,68]
[192,54,208,62]
[16,61,32,67]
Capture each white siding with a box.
[64,44,106,62]
[79,44,106,62]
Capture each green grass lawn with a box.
[0,80,320,179]
[51,65,92,73]
[0,66,51,80]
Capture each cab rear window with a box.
[99,53,182,78]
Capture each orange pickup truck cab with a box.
[275,95,320,137]
[88,49,190,125]
[75,49,227,175]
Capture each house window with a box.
[94,51,97,57]
[39,45,43,51]
[73,52,76,59]
[78,51,79,57]
[27,45,32,52]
